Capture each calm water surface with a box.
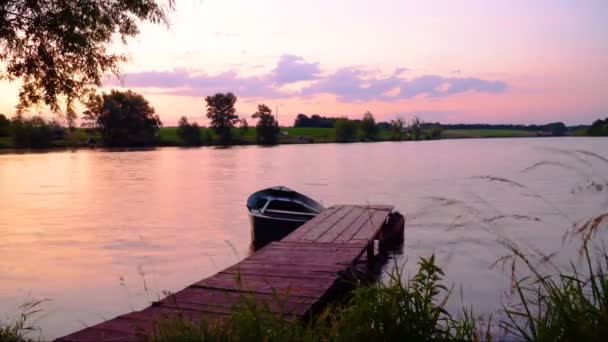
[1,138,607,339]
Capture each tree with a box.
[251,104,279,145]
[205,93,239,145]
[410,116,422,141]
[335,117,357,143]
[177,116,202,146]
[543,122,567,136]
[83,90,162,147]
[0,114,10,137]
[390,118,406,141]
[360,111,378,140]
[10,115,55,148]
[0,0,173,115]
[588,118,608,136]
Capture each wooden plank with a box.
[236,259,344,273]
[196,272,336,290]
[57,328,135,342]
[351,209,391,241]
[299,206,356,242]
[315,207,367,243]
[333,209,389,244]
[283,206,342,240]
[223,266,339,279]
[227,260,344,275]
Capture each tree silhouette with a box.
[205,93,239,145]
[0,0,174,114]
[83,90,162,147]
[251,104,279,145]
[360,111,378,140]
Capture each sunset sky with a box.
[1,0,606,126]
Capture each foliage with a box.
[588,118,608,136]
[390,118,407,141]
[499,238,608,341]
[0,114,10,137]
[293,113,338,128]
[360,111,378,140]
[148,255,486,341]
[0,299,45,342]
[410,116,422,141]
[544,122,567,136]
[0,0,174,114]
[251,104,279,145]
[205,93,239,145]
[83,90,162,147]
[335,117,358,143]
[177,116,202,146]
[9,115,60,148]
[429,125,443,140]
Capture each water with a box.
[1,138,607,339]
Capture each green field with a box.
[442,129,538,139]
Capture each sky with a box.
[0,0,607,126]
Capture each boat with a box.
[247,186,324,249]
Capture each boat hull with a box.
[249,214,308,250]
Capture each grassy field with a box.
[441,129,538,139]
[0,127,559,149]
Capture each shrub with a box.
[335,117,358,143]
[10,115,56,148]
[0,114,10,137]
[177,116,202,146]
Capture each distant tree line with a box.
[294,114,338,128]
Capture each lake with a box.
[1,137,607,339]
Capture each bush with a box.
[177,116,202,146]
[10,115,56,148]
[335,118,358,143]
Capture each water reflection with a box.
[0,137,607,339]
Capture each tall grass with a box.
[0,300,45,342]
[148,255,489,341]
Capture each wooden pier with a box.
[57,205,404,341]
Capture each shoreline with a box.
[0,134,594,154]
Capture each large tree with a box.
[205,92,239,145]
[83,90,161,147]
[251,104,279,145]
[360,111,377,140]
[0,0,173,114]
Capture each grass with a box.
[442,129,538,139]
[0,300,45,342]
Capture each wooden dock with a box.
[57,205,404,341]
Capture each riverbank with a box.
[0,127,554,150]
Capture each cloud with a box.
[109,69,282,98]
[108,54,507,101]
[272,54,321,85]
